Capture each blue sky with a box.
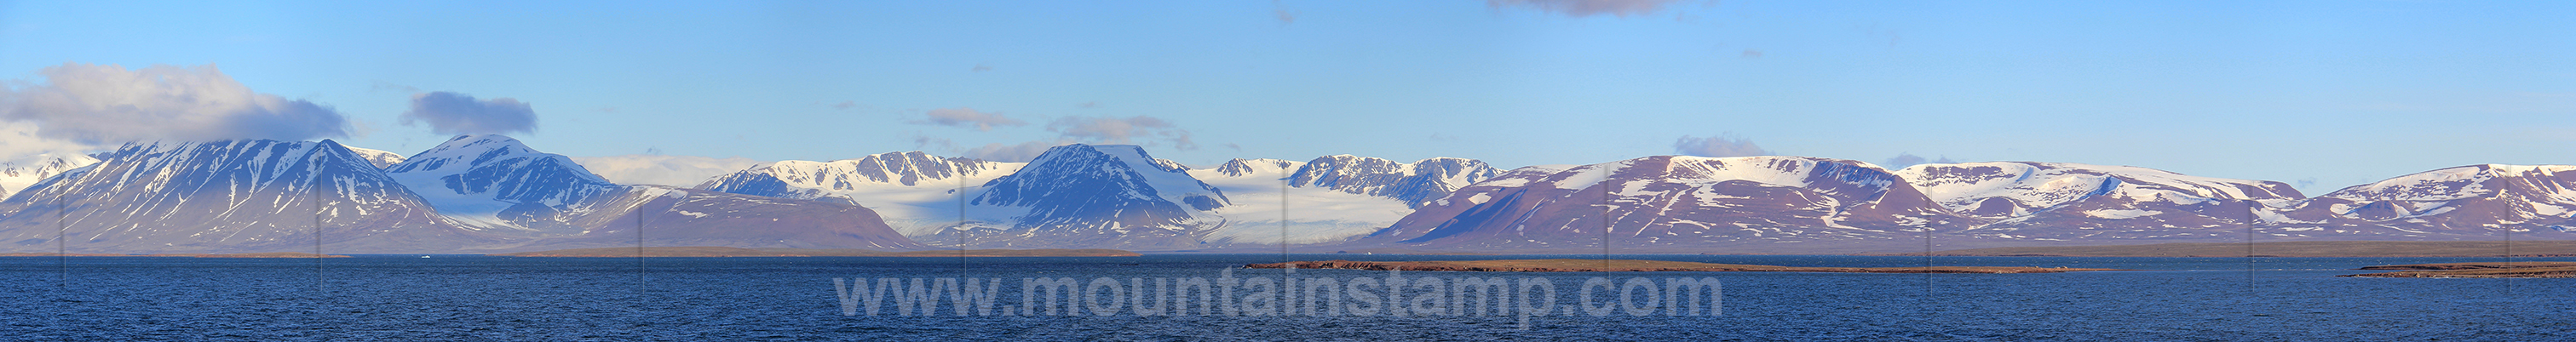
[2,0,2571,193]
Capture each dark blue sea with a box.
[3,254,2571,341]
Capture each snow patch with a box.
[2082,208,2162,219]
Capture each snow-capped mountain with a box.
[1354,156,1969,253]
[922,144,1230,249]
[1190,158,1415,246]
[13,132,2569,254]
[2268,164,2576,237]
[1287,156,1501,208]
[694,151,1021,236]
[382,134,929,250]
[495,185,926,251]
[572,155,767,186]
[0,153,100,200]
[693,151,1505,248]
[384,134,627,236]
[0,140,507,254]
[0,136,925,254]
[1205,158,1301,178]
[346,146,408,168]
[1897,162,2303,240]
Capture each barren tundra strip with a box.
[1902,241,2576,258]
[0,252,349,258]
[490,246,1140,257]
[1247,259,2120,274]
[2339,262,2576,278]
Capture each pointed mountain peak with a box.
[716,150,1012,190]
[388,134,611,185]
[0,152,105,200]
[414,134,538,158]
[382,134,624,233]
[1,152,101,174]
[1025,144,1187,173]
[1280,154,1500,208]
[342,145,409,168]
[1207,158,1301,178]
[953,143,1231,248]
[1055,144,1188,172]
[694,150,1025,237]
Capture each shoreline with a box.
[2338,261,2576,278]
[1882,241,2576,258]
[0,252,349,258]
[488,246,1141,257]
[1246,259,2124,274]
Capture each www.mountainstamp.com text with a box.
[835,268,1719,328]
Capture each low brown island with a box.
[490,246,1140,257]
[0,252,348,258]
[0,253,134,257]
[1900,241,2576,258]
[1246,259,2122,274]
[2338,261,2576,278]
[1329,248,1499,255]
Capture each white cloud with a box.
[1672,134,1768,157]
[1881,153,1954,170]
[400,91,538,135]
[569,155,768,187]
[1047,115,1196,150]
[910,107,1027,131]
[911,135,957,151]
[1488,0,1688,18]
[370,81,419,93]
[0,122,95,157]
[906,113,1195,162]
[0,62,352,145]
[962,140,1072,162]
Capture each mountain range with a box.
[695,151,1020,237]
[0,136,919,254]
[1354,156,1969,253]
[1185,156,1496,247]
[0,135,2567,254]
[0,140,498,254]
[0,153,99,200]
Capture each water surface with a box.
[3,254,2569,341]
